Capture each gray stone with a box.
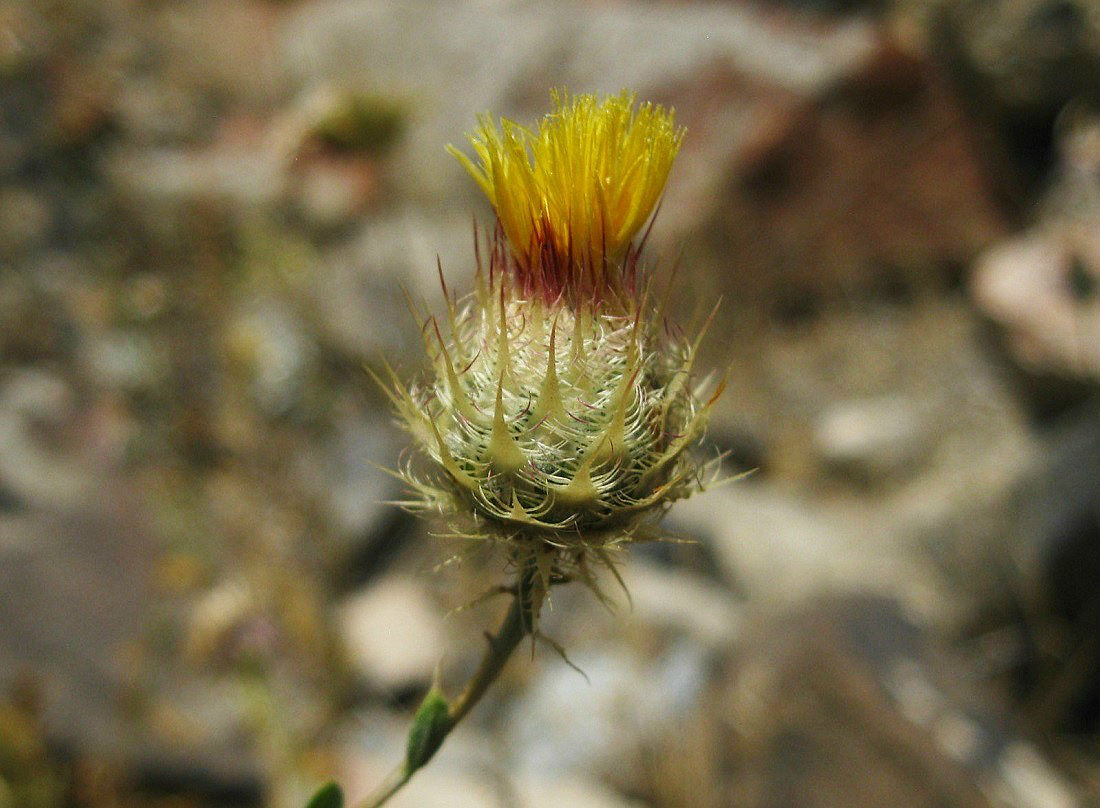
[305,208,473,363]
[814,395,931,484]
[181,579,255,665]
[0,367,72,420]
[289,408,407,571]
[670,418,1038,629]
[992,743,1077,808]
[337,576,446,692]
[972,232,1100,380]
[971,114,1100,385]
[0,502,260,790]
[672,483,888,605]
[621,560,743,650]
[502,641,710,782]
[112,77,206,144]
[145,0,284,105]
[936,0,1100,119]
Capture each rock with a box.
[0,680,68,808]
[288,405,412,588]
[992,406,1100,737]
[671,415,1036,629]
[992,744,1078,808]
[1042,109,1100,226]
[337,576,446,693]
[145,0,283,105]
[312,413,400,538]
[305,208,473,363]
[671,483,881,605]
[678,379,1095,652]
[121,272,170,322]
[0,367,72,421]
[0,502,263,795]
[347,766,497,808]
[719,595,1080,807]
[502,641,711,784]
[971,231,1100,380]
[814,395,931,484]
[621,560,743,650]
[939,0,1100,113]
[272,86,405,161]
[705,297,1025,487]
[136,676,261,779]
[970,112,1100,412]
[320,421,390,545]
[112,77,207,145]
[270,87,399,231]
[182,579,256,666]
[663,37,1007,319]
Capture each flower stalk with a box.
[355,561,546,808]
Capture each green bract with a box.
[376,257,720,584]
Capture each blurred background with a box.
[0,0,1097,806]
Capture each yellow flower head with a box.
[448,90,683,305]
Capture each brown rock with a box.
[661,35,1008,319]
[719,597,1078,808]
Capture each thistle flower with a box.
[333,90,723,808]
[378,90,721,593]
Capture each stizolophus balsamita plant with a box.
[307,89,724,808]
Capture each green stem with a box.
[356,766,409,808]
[355,562,544,808]
[447,568,538,726]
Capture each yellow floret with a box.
[448,90,683,301]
